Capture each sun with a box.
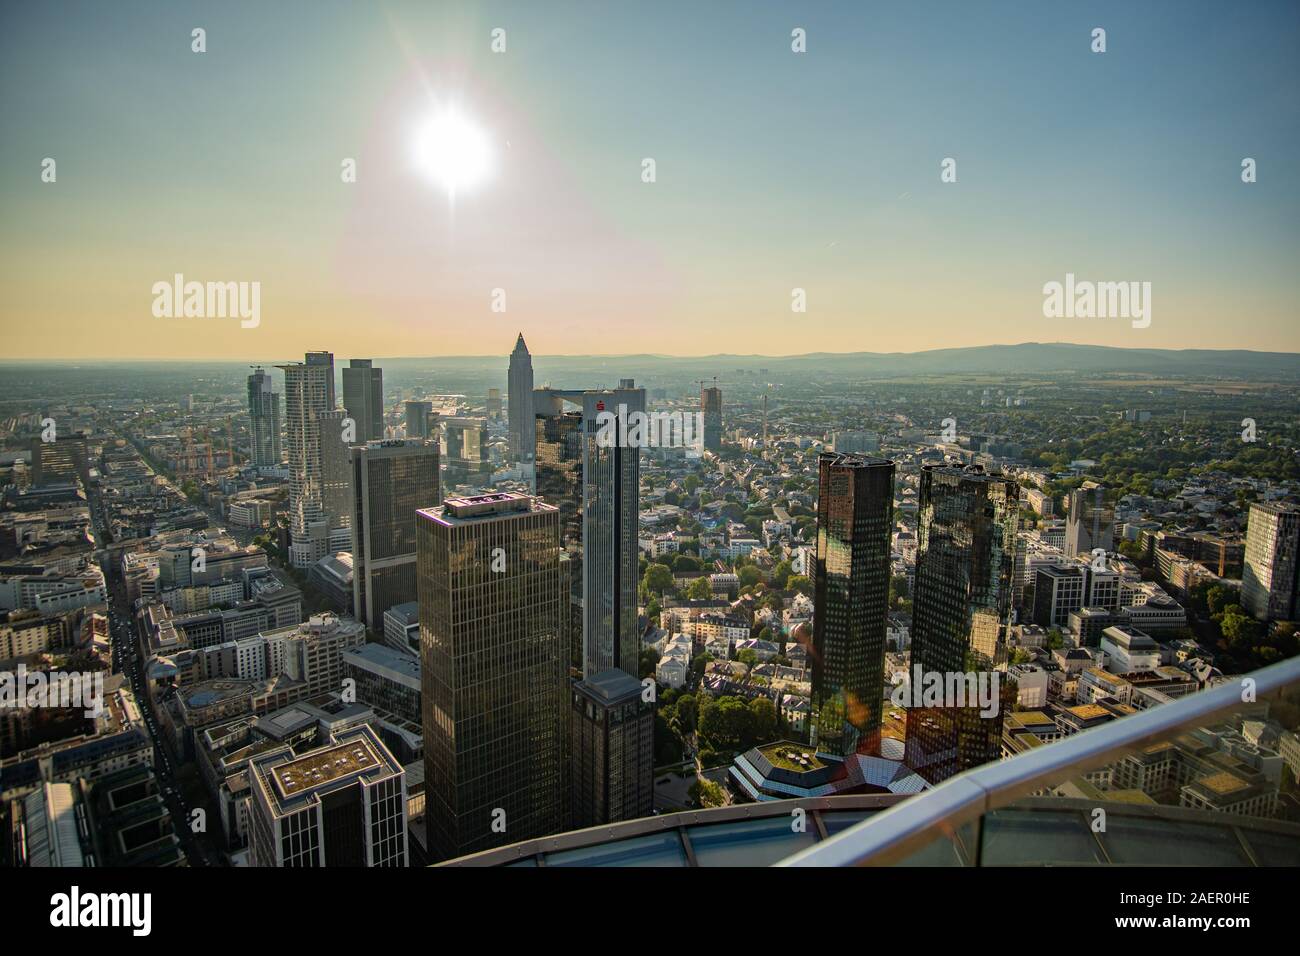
[414,108,494,198]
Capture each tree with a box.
[689,778,726,808]
[639,647,661,680]
[771,560,793,589]
[686,577,713,600]
[676,693,698,733]
[786,574,812,596]
[738,566,762,588]
[643,563,675,594]
[749,697,777,743]
[673,553,702,573]
[736,648,759,668]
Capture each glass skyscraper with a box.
[811,453,896,759]
[246,366,282,468]
[351,439,440,629]
[417,493,566,861]
[341,358,384,443]
[906,464,1019,784]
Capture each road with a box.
[91,491,227,867]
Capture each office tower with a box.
[701,386,723,453]
[487,388,502,420]
[247,724,407,867]
[570,668,654,827]
[417,493,567,861]
[575,383,655,827]
[533,402,585,672]
[318,408,353,547]
[811,454,896,759]
[1243,502,1300,621]
[832,431,880,455]
[906,465,1019,784]
[579,383,644,677]
[442,416,490,488]
[279,351,335,568]
[404,400,433,439]
[508,333,535,466]
[351,439,440,628]
[246,367,282,468]
[29,436,89,487]
[342,358,384,443]
[1033,565,1085,627]
[533,383,653,828]
[1064,481,1114,558]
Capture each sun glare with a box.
[415,108,494,197]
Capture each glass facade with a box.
[351,440,441,626]
[417,494,567,861]
[812,453,895,758]
[906,465,1019,783]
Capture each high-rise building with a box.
[811,453,895,758]
[318,408,353,547]
[1065,481,1114,559]
[29,436,89,488]
[507,333,535,466]
[350,439,440,629]
[701,386,723,454]
[570,668,654,827]
[906,465,1019,784]
[247,724,407,867]
[533,401,584,671]
[417,493,567,861]
[1243,502,1300,621]
[246,367,282,468]
[578,384,644,677]
[533,384,653,828]
[342,359,384,443]
[279,352,335,568]
[441,416,490,488]
[404,400,434,439]
[487,387,502,421]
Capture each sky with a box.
[1,0,1297,360]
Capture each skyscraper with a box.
[508,333,535,467]
[1064,481,1114,559]
[279,351,335,568]
[701,385,723,454]
[342,358,384,443]
[247,724,407,867]
[811,453,895,759]
[533,382,654,828]
[441,416,490,489]
[314,406,355,558]
[906,465,1019,784]
[487,387,502,420]
[417,493,567,861]
[404,399,433,439]
[246,366,282,468]
[351,439,441,629]
[1243,502,1300,621]
[533,401,584,672]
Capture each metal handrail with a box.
[777,655,1300,867]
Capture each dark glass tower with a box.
[416,493,566,861]
[351,439,440,628]
[811,453,896,759]
[906,465,1019,784]
[534,406,585,674]
[342,358,384,443]
[701,386,723,454]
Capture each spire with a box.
[514,332,528,353]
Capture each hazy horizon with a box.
[3,0,1298,360]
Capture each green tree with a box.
[643,563,675,594]
[689,778,726,808]
[686,577,714,600]
[748,697,777,744]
